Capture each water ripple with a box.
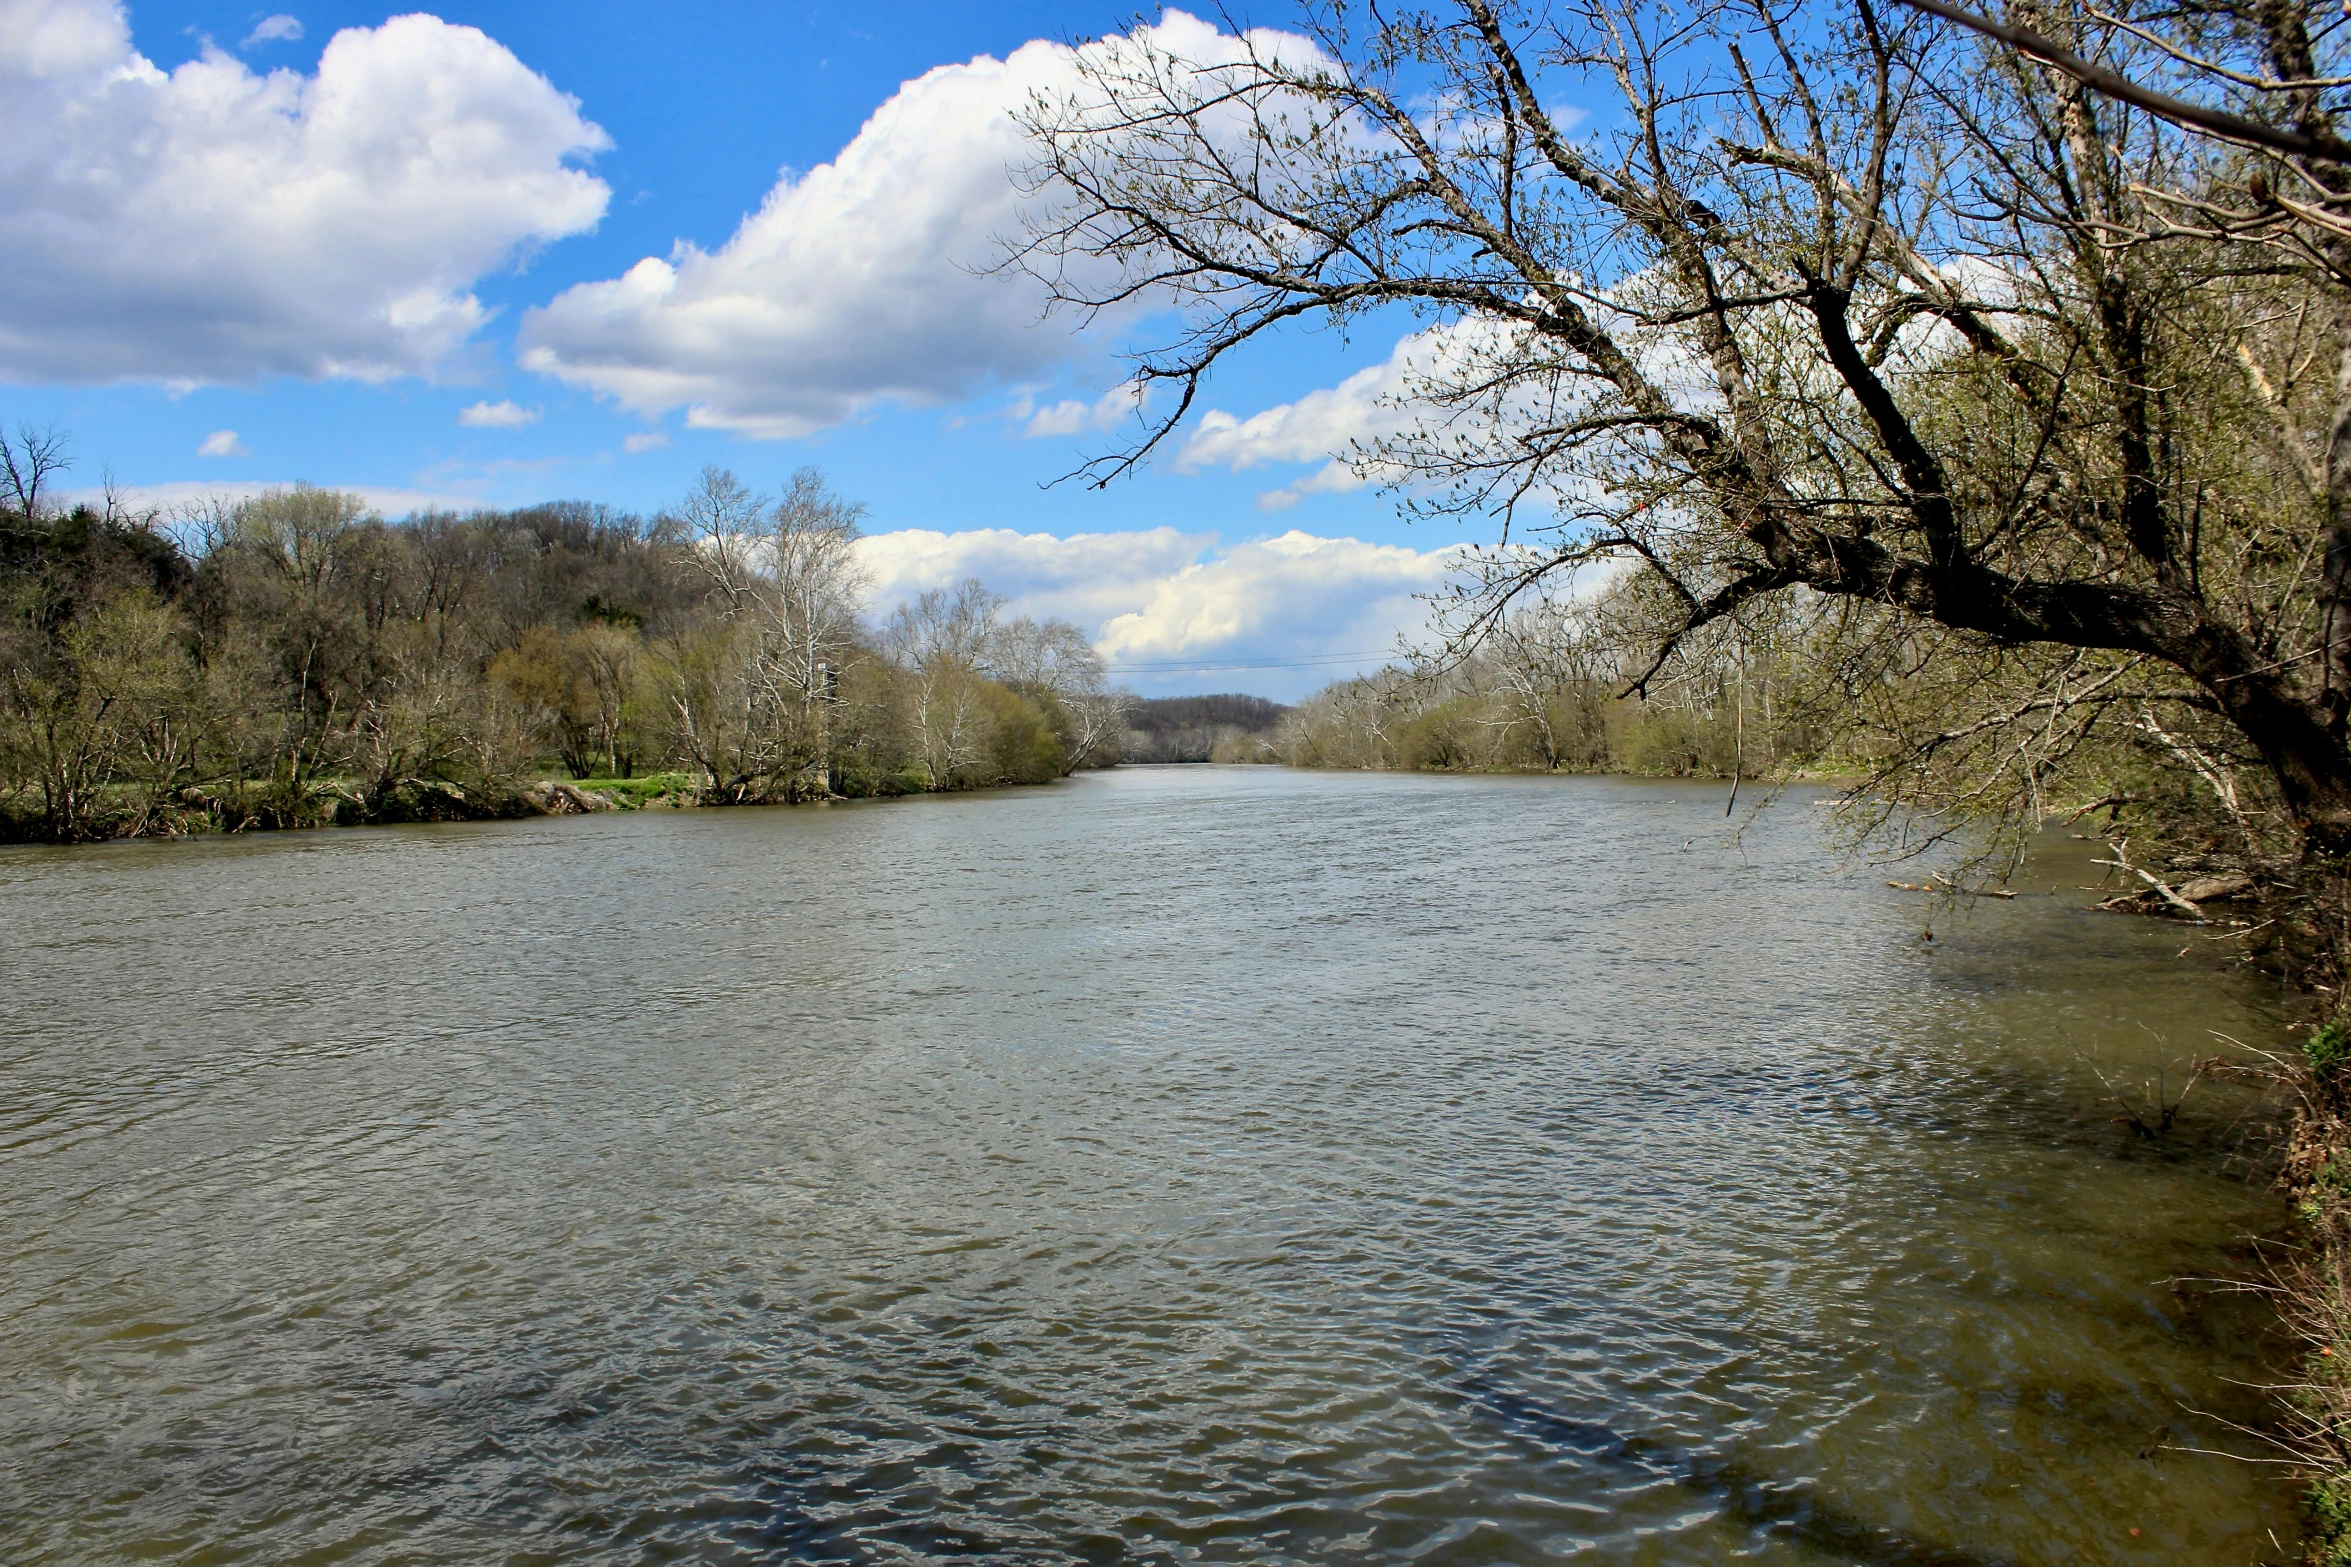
[0,768,2296,1563]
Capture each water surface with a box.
[0,768,2298,1563]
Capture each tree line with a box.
[1123,693,1291,763]
[1251,586,1773,776]
[1252,576,1986,798]
[0,444,1128,842]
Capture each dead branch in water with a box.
[2095,838,2208,920]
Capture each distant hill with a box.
[1124,694,1289,763]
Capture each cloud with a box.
[621,431,668,453]
[0,0,610,385]
[196,428,247,457]
[1174,280,1738,516]
[1175,310,1698,515]
[854,524,1462,697]
[519,11,1310,439]
[1253,462,1368,512]
[240,13,299,46]
[1016,381,1145,439]
[1178,362,1400,476]
[457,398,540,427]
[857,525,1209,635]
[1175,320,1518,508]
[1094,530,1456,663]
[415,454,560,483]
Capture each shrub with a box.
[2310,1020,2351,1083]
[2310,1476,2351,1566]
[978,682,1065,785]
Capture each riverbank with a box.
[1250,754,1865,785]
[0,764,1080,842]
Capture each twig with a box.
[2094,838,2207,919]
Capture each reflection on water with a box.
[0,768,2298,1563]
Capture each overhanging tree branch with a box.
[1893,0,2351,162]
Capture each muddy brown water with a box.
[0,767,2303,1563]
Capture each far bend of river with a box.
[0,768,2304,1565]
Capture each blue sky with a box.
[0,1,1488,696]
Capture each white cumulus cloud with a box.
[857,526,1209,635]
[240,13,299,46]
[1016,381,1146,439]
[854,524,1462,696]
[1176,293,1728,512]
[196,428,247,457]
[1179,362,1402,476]
[621,431,668,453]
[0,0,610,385]
[1094,530,1457,663]
[458,399,540,427]
[1175,320,1519,508]
[518,11,1311,440]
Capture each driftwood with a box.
[520,782,615,815]
[2173,872,2255,904]
[2093,839,2207,919]
[1885,874,2017,899]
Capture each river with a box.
[0,767,2300,1563]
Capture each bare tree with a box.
[1014,0,2351,859]
[1467,592,1619,769]
[985,613,1132,770]
[0,425,69,521]
[670,465,868,798]
[1896,0,2351,724]
[0,591,192,839]
[889,579,1005,787]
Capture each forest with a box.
[0,446,1126,843]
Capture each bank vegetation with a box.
[0,450,1127,843]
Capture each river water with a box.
[0,767,2301,1564]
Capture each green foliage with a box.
[2305,1155,2351,1227]
[491,621,649,779]
[2311,1022,2351,1083]
[977,682,1067,785]
[1611,702,1741,779]
[1395,698,1482,770]
[833,761,930,799]
[2310,1476,2351,1566]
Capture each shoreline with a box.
[0,760,1872,847]
[0,767,1083,846]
